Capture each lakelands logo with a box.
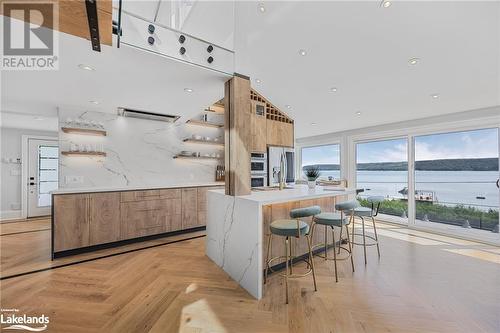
[0,309,49,331]
[1,1,59,70]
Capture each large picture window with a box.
[301,144,340,180]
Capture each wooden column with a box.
[224,74,252,196]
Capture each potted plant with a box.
[304,167,320,189]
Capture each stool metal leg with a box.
[264,233,272,284]
[285,236,289,304]
[331,226,338,282]
[338,223,343,255]
[324,225,328,260]
[289,237,293,274]
[361,216,367,265]
[371,216,381,258]
[306,235,318,291]
[345,224,355,272]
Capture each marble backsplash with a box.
[58,109,224,189]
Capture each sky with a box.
[302,128,499,165]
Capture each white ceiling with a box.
[233,0,500,138]
[1,1,499,139]
[0,111,58,131]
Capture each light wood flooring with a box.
[1,220,499,332]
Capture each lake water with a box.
[318,170,499,210]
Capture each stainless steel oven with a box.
[251,174,267,188]
[251,152,267,174]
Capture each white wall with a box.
[58,109,224,189]
[0,127,58,220]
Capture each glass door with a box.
[413,128,499,242]
[356,138,409,224]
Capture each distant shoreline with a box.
[303,157,498,172]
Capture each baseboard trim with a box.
[0,210,22,222]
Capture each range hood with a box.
[117,107,180,123]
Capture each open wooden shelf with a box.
[183,138,224,147]
[173,155,221,160]
[61,151,107,157]
[186,120,224,128]
[61,127,107,136]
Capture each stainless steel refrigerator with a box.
[267,146,295,186]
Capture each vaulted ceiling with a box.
[1,1,499,139]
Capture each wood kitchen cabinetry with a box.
[53,185,222,256]
[251,100,267,153]
[266,120,294,148]
[53,193,90,252]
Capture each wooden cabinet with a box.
[266,119,294,147]
[53,185,223,255]
[54,194,90,252]
[251,101,267,152]
[89,192,121,245]
[181,188,198,229]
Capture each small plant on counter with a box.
[304,167,320,189]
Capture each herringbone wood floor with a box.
[1,222,499,332]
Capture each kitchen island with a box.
[51,183,224,258]
[206,185,356,299]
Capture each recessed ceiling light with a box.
[381,0,392,8]
[298,49,307,56]
[431,94,440,99]
[34,116,44,121]
[258,3,265,13]
[255,79,261,84]
[330,87,338,92]
[310,122,317,126]
[355,111,362,116]
[184,88,193,93]
[78,64,94,71]
[89,100,99,105]
[408,58,420,65]
[285,105,291,109]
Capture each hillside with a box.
[302,158,498,172]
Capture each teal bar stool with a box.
[351,196,383,265]
[264,205,320,304]
[310,201,356,282]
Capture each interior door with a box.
[27,138,58,217]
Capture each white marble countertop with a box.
[210,185,355,205]
[52,182,225,195]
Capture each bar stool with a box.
[351,196,383,265]
[310,201,356,282]
[264,205,320,304]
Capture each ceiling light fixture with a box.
[78,64,95,71]
[298,49,307,56]
[255,79,261,84]
[431,94,440,99]
[355,111,361,115]
[89,100,99,105]
[310,122,317,126]
[184,88,193,93]
[408,58,419,65]
[286,105,291,109]
[381,0,392,8]
[330,87,338,92]
[258,3,265,13]
[34,116,44,121]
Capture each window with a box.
[301,144,340,180]
[38,145,58,207]
[356,138,408,223]
[414,128,499,236]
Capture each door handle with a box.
[29,182,36,186]
[496,179,499,189]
